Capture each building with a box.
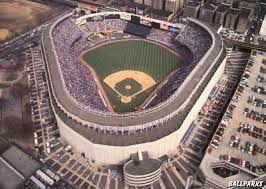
[165,0,176,12]
[144,0,153,6]
[164,0,184,12]
[224,8,238,30]
[183,2,200,18]
[133,0,184,11]
[198,4,217,23]
[0,144,41,189]
[189,0,204,6]
[134,0,144,5]
[214,0,232,6]
[214,4,228,27]
[176,0,185,11]
[123,151,162,187]
[236,8,251,33]
[152,0,164,10]
[239,0,256,10]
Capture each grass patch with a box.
[83,40,184,112]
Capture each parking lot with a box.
[154,51,250,189]
[27,46,58,159]
[27,45,126,189]
[207,50,266,175]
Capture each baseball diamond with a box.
[81,40,184,112]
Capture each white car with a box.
[242,160,246,167]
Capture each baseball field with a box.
[82,40,185,113]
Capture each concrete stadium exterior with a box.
[123,158,162,186]
[41,11,226,165]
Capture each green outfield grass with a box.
[82,40,184,112]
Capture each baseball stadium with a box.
[41,11,226,177]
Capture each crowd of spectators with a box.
[147,28,176,44]
[85,19,128,33]
[147,22,212,108]
[51,18,213,112]
[52,19,108,111]
[175,22,212,63]
[147,64,195,108]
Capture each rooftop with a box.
[216,4,229,13]
[184,2,200,7]
[201,4,217,11]
[1,145,40,177]
[0,158,24,189]
[124,157,162,176]
[239,8,251,18]
[227,8,239,15]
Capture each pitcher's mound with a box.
[125,85,132,90]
